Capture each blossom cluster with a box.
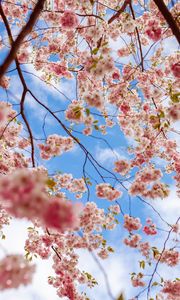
[24,201,120,298]
[124,215,142,232]
[96,183,122,201]
[0,0,179,298]
[0,169,81,232]
[143,218,157,235]
[0,255,35,290]
[161,280,180,299]
[158,250,180,267]
[38,134,74,160]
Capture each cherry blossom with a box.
[161,280,180,299]
[131,273,145,287]
[0,0,179,298]
[96,183,122,201]
[124,215,142,232]
[0,255,35,290]
[60,11,79,30]
[143,218,157,235]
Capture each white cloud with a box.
[95,146,128,167]
[77,249,137,299]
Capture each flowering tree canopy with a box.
[0,0,179,299]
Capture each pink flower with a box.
[60,11,78,30]
[38,134,74,160]
[124,215,142,232]
[171,62,180,78]
[0,76,10,89]
[18,49,29,63]
[139,242,150,257]
[143,219,157,235]
[0,255,35,290]
[158,250,179,267]
[168,104,180,121]
[112,71,120,80]
[98,248,109,259]
[124,234,141,248]
[146,20,162,41]
[96,183,122,201]
[131,273,145,287]
[0,169,48,220]
[162,280,180,297]
[43,196,82,232]
[114,159,130,175]
[0,205,10,229]
[65,100,85,123]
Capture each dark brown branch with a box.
[153,0,180,44]
[19,89,35,167]
[0,0,46,80]
[0,3,36,167]
[108,0,130,24]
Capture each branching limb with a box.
[0,0,46,80]
[153,0,180,43]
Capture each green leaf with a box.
[85,108,90,116]
[139,260,145,269]
[1,234,6,240]
[152,281,159,287]
[152,248,159,258]
[46,178,56,190]
[91,47,99,55]
[158,111,165,118]
[170,92,180,103]
[107,246,114,253]
[94,125,99,130]
[102,239,106,246]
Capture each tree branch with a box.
[108,0,130,24]
[0,2,36,167]
[153,0,180,43]
[0,0,46,80]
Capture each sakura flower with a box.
[38,134,74,160]
[158,250,179,267]
[161,280,180,298]
[143,218,157,235]
[131,273,145,287]
[124,215,142,232]
[124,234,141,248]
[0,76,10,89]
[171,62,180,78]
[139,242,150,257]
[65,100,85,123]
[0,255,35,290]
[60,11,78,30]
[43,196,82,232]
[114,159,130,176]
[0,169,48,220]
[146,20,162,41]
[96,183,122,201]
[168,104,180,121]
